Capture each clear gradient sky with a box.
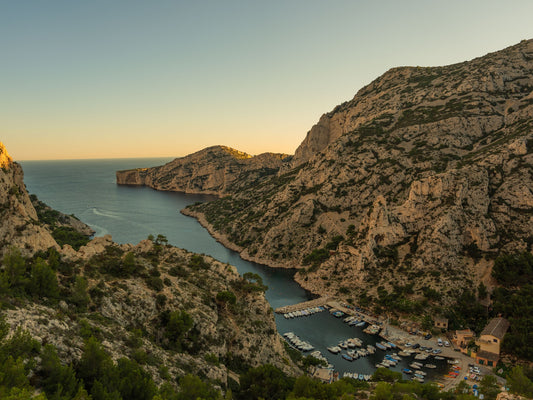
[2,1,533,160]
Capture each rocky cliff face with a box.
[0,142,58,255]
[116,145,291,195]
[185,39,533,306]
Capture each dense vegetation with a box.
[491,252,533,360]
[31,195,91,250]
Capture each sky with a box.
[2,1,533,161]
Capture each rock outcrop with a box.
[182,39,533,305]
[0,142,58,255]
[117,145,291,195]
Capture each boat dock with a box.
[274,297,331,314]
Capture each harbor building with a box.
[475,317,510,367]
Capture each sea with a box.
[20,158,449,378]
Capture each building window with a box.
[479,359,484,365]
[493,339,497,343]
[488,361,493,367]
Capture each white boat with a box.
[347,338,363,348]
[327,346,341,354]
[425,364,437,369]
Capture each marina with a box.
[279,309,452,381]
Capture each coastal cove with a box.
[20,158,449,378]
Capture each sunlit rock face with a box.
[0,142,13,169]
[0,142,58,256]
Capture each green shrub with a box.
[145,276,164,292]
[27,258,59,301]
[188,255,209,270]
[216,290,236,305]
[303,248,330,266]
[52,227,90,250]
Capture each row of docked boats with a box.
[376,353,401,368]
[343,315,367,327]
[328,342,376,362]
[342,372,372,381]
[339,337,363,349]
[363,324,381,335]
[283,306,325,319]
[330,309,345,318]
[283,332,314,351]
[375,340,397,351]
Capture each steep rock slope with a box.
[117,145,291,195]
[0,142,58,255]
[186,39,533,305]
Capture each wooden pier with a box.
[274,297,331,314]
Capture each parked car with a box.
[425,334,432,340]
[444,341,450,347]
[412,343,420,349]
[405,342,413,347]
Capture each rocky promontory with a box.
[117,145,291,195]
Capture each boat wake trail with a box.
[91,207,122,220]
[88,223,109,237]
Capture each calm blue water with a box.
[20,158,448,377]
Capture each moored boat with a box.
[327,346,341,354]
[376,343,387,351]
[342,354,354,361]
